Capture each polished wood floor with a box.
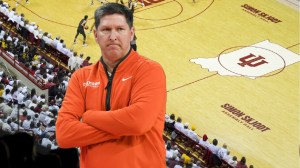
[5,0,300,167]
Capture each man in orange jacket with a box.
[56,3,167,168]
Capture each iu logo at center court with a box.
[190,40,300,79]
[238,54,268,67]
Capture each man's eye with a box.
[101,29,110,33]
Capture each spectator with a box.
[41,133,53,148]
[2,118,13,133]
[174,117,184,131]
[236,156,248,168]
[22,115,31,129]
[217,143,228,159]
[75,53,84,69]
[0,97,13,116]
[182,122,190,135]
[223,151,232,163]
[187,125,200,142]
[207,138,220,155]
[199,134,210,148]
[0,83,4,96]
[34,102,43,113]
[30,88,38,100]
[2,89,12,103]
[28,98,37,109]
[181,150,191,165]
[81,56,91,67]
[51,36,60,48]
[228,156,238,167]
[68,51,77,71]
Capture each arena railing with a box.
[0,47,47,90]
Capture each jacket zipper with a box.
[101,48,132,111]
[105,72,114,111]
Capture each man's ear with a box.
[130,27,135,41]
[93,28,98,41]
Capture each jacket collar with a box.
[99,48,138,73]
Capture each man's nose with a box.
[109,30,118,41]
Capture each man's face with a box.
[94,14,134,64]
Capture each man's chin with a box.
[105,51,123,59]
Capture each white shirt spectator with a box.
[223,152,232,163]
[12,13,19,23]
[217,145,228,159]
[56,41,63,50]
[198,134,209,147]
[6,34,12,41]
[7,10,16,22]
[37,95,46,104]
[17,92,26,104]
[51,37,60,48]
[41,137,53,148]
[38,111,48,124]
[9,106,19,118]
[45,125,56,133]
[2,122,12,133]
[43,115,54,126]
[227,156,237,167]
[49,104,59,113]
[166,150,173,160]
[199,139,210,149]
[67,49,74,58]
[10,121,19,132]
[187,129,200,142]
[208,143,220,155]
[26,108,35,118]
[28,101,37,109]
[0,5,8,15]
[33,127,43,136]
[174,122,184,132]
[4,84,13,91]
[68,55,77,71]
[1,4,10,16]
[33,27,40,39]
[19,19,25,28]
[62,46,70,56]
[0,30,5,39]
[76,55,84,68]
[15,14,22,25]
[22,119,31,129]
[2,92,13,103]
[28,23,36,33]
[43,34,52,45]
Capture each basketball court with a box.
[5,0,300,167]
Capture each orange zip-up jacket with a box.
[56,49,167,168]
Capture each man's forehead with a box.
[99,14,128,27]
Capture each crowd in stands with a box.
[0,1,254,168]
[0,0,92,76]
[0,69,61,149]
[0,0,72,151]
[164,113,254,168]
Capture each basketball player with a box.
[132,0,145,7]
[91,0,108,5]
[89,22,95,34]
[116,0,125,5]
[74,15,88,46]
[16,0,29,6]
[89,1,108,33]
[128,0,135,13]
